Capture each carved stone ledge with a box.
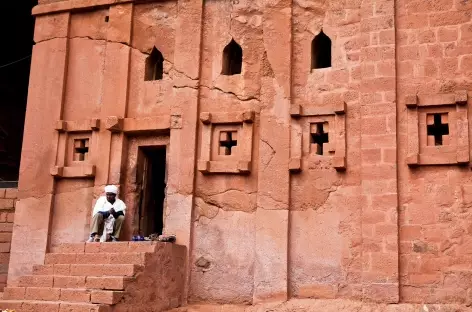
[51,165,96,178]
[105,116,123,133]
[55,119,101,133]
[198,161,251,175]
[289,158,301,172]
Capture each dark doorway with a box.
[0,1,37,187]
[136,147,166,237]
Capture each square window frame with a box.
[290,100,346,172]
[50,119,99,178]
[212,125,242,160]
[198,110,254,174]
[405,90,469,166]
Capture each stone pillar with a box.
[360,0,399,303]
[96,4,133,191]
[164,0,204,302]
[8,12,71,285]
[253,0,292,303]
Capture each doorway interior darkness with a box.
[0,1,37,186]
[136,147,167,237]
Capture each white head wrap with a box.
[104,185,118,194]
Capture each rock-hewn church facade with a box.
[2,0,472,310]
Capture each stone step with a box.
[31,264,142,277]
[18,275,134,290]
[51,242,159,254]
[42,252,150,266]
[4,286,123,304]
[70,264,142,277]
[0,300,111,312]
[86,276,133,290]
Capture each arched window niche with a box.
[145,47,164,81]
[221,39,243,75]
[311,30,332,70]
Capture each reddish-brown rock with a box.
[5,0,472,310]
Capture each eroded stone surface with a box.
[9,0,472,309]
[168,299,472,312]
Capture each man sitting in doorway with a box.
[87,185,126,242]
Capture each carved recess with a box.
[406,91,469,166]
[51,119,100,178]
[289,100,347,172]
[198,110,255,174]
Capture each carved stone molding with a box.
[290,99,346,172]
[406,91,469,166]
[198,110,255,174]
[51,119,100,179]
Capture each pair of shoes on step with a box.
[86,234,118,242]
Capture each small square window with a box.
[73,139,89,161]
[310,122,329,155]
[426,113,449,146]
[219,131,238,156]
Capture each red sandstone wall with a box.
[189,1,261,303]
[16,0,393,302]
[396,0,472,304]
[15,0,202,287]
[289,1,363,300]
[127,1,177,119]
[48,9,108,246]
[0,189,16,291]
[12,0,472,307]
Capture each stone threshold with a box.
[166,299,472,312]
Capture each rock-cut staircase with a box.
[0,241,185,312]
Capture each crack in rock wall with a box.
[20,0,472,307]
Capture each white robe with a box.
[92,196,126,242]
[92,196,126,216]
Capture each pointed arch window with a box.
[145,47,164,81]
[221,39,243,75]
[311,30,332,70]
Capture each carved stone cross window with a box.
[310,122,329,155]
[51,119,99,178]
[427,113,449,146]
[219,131,238,156]
[74,138,89,161]
[405,91,469,166]
[198,110,254,174]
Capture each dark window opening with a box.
[136,147,166,237]
[73,139,89,161]
[311,30,332,70]
[310,123,329,155]
[219,131,238,156]
[427,113,449,146]
[144,47,164,81]
[105,15,109,23]
[221,39,242,75]
[0,1,37,187]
